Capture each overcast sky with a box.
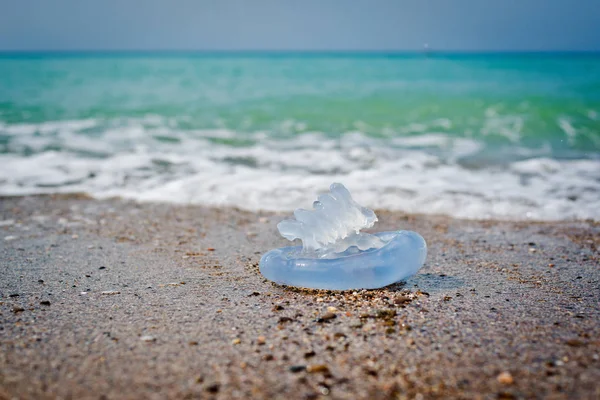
[1,0,598,51]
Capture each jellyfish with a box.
[259,183,427,290]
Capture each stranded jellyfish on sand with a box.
[259,183,427,290]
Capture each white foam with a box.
[481,114,523,143]
[1,120,599,221]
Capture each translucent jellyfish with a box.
[259,183,427,290]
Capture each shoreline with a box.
[1,194,599,399]
[3,192,599,225]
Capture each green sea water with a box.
[0,52,599,220]
[1,52,599,153]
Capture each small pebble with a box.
[140,335,156,342]
[101,291,121,295]
[232,338,241,345]
[497,372,514,385]
[350,320,363,328]
[4,235,18,242]
[205,383,220,393]
[307,364,330,374]
[376,309,396,319]
[12,306,25,313]
[319,385,330,396]
[257,336,266,345]
[565,339,585,347]
[319,312,337,321]
[289,365,306,373]
[40,300,51,306]
[394,296,411,305]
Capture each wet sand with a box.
[1,194,599,399]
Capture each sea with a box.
[0,52,599,221]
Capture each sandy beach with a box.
[0,194,598,399]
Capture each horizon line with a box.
[1,49,599,55]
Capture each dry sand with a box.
[1,194,599,399]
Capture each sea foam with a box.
[1,119,599,221]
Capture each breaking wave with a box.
[1,118,599,221]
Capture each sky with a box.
[0,0,599,52]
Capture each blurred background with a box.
[0,0,599,220]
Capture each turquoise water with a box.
[0,52,599,220]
